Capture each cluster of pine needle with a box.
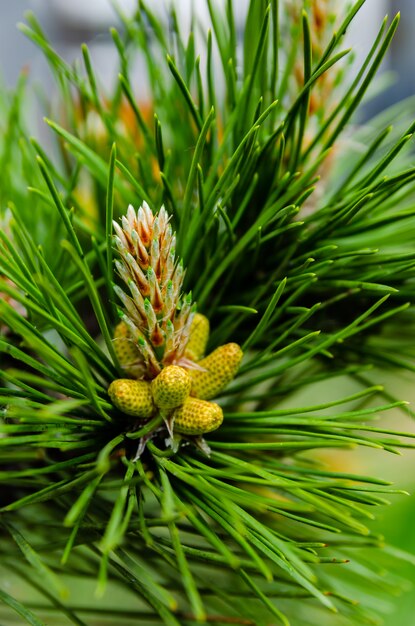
[2,1,415,624]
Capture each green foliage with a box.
[1,1,415,624]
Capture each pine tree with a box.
[1,1,415,624]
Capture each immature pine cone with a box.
[108,204,243,443]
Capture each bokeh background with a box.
[1,1,415,624]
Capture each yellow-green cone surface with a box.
[184,313,210,361]
[151,365,191,409]
[173,397,223,435]
[190,343,243,400]
[108,379,154,417]
[113,321,144,377]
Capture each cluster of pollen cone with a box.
[108,203,242,449]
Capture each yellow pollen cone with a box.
[113,321,144,377]
[151,365,191,409]
[173,397,223,435]
[108,379,154,417]
[184,313,210,361]
[190,343,243,400]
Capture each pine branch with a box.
[1,1,415,625]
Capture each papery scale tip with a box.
[113,202,197,375]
